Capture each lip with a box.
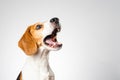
[43,29,62,50]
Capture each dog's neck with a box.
[38,48,50,58]
[32,47,50,58]
[26,47,50,69]
[22,48,53,80]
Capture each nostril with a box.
[50,17,59,23]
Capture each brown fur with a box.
[18,26,38,55]
[17,72,22,80]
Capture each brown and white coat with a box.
[17,18,62,80]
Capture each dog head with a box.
[18,17,62,55]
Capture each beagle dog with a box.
[17,17,62,80]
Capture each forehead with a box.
[29,21,46,29]
[33,21,49,26]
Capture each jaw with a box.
[42,22,62,51]
[42,32,62,51]
[43,43,62,51]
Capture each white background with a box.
[0,0,120,80]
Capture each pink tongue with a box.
[46,39,56,46]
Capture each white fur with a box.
[42,21,54,37]
[22,48,54,80]
[22,21,57,80]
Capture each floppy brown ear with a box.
[18,26,38,55]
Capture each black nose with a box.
[50,17,59,24]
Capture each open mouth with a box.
[43,29,62,50]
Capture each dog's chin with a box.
[43,43,62,51]
[43,34,62,51]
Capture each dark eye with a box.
[36,25,42,30]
